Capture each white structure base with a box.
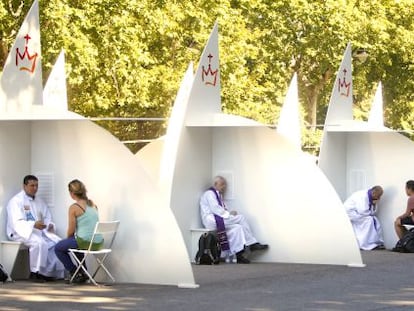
[347,263,367,268]
[177,283,200,289]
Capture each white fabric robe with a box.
[200,189,257,256]
[343,189,384,250]
[6,190,64,278]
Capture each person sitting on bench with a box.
[344,185,385,250]
[199,176,268,264]
[6,175,64,282]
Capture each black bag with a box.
[0,264,9,283]
[195,232,221,265]
[392,229,414,253]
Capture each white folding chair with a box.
[68,220,120,286]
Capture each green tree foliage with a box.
[0,0,32,65]
[1,0,413,153]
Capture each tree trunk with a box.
[304,69,333,130]
[306,86,319,130]
[0,39,9,67]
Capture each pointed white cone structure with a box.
[186,22,221,125]
[0,0,42,112]
[368,81,384,127]
[318,43,354,198]
[43,49,68,111]
[324,43,353,127]
[140,24,363,267]
[277,73,302,149]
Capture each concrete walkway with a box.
[0,251,413,311]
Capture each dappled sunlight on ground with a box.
[0,282,146,310]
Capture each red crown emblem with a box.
[201,54,218,86]
[15,34,38,73]
[337,68,351,97]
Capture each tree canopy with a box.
[1,0,413,153]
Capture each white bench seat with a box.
[403,224,414,230]
[1,241,28,281]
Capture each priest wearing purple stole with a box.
[199,176,268,263]
[343,185,385,250]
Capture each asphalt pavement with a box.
[0,251,413,311]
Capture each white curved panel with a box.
[0,105,84,120]
[0,0,195,285]
[160,25,363,266]
[0,122,31,241]
[188,113,265,127]
[29,120,195,285]
[211,127,362,265]
[136,137,165,182]
[319,44,413,250]
[346,131,414,248]
[0,121,195,285]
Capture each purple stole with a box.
[367,189,374,211]
[209,187,230,251]
[367,189,378,229]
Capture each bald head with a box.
[213,176,227,193]
[371,185,383,201]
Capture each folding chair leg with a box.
[91,254,115,283]
[92,258,115,282]
[81,267,98,286]
[70,262,98,286]
[69,252,98,285]
[69,256,87,283]
[91,253,106,278]
[70,252,114,286]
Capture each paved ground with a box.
[1,251,414,311]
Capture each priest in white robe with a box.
[200,176,268,263]
[344,185,385,250]
[6,175,64,281]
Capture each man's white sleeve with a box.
[344,196,363,221]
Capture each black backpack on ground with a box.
[195,232,221,265]
[392,229,414,253]
[0,264,9,283]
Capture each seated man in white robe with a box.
[199,176,268,264]
[6,175,64,282]
[344,185,384,250]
